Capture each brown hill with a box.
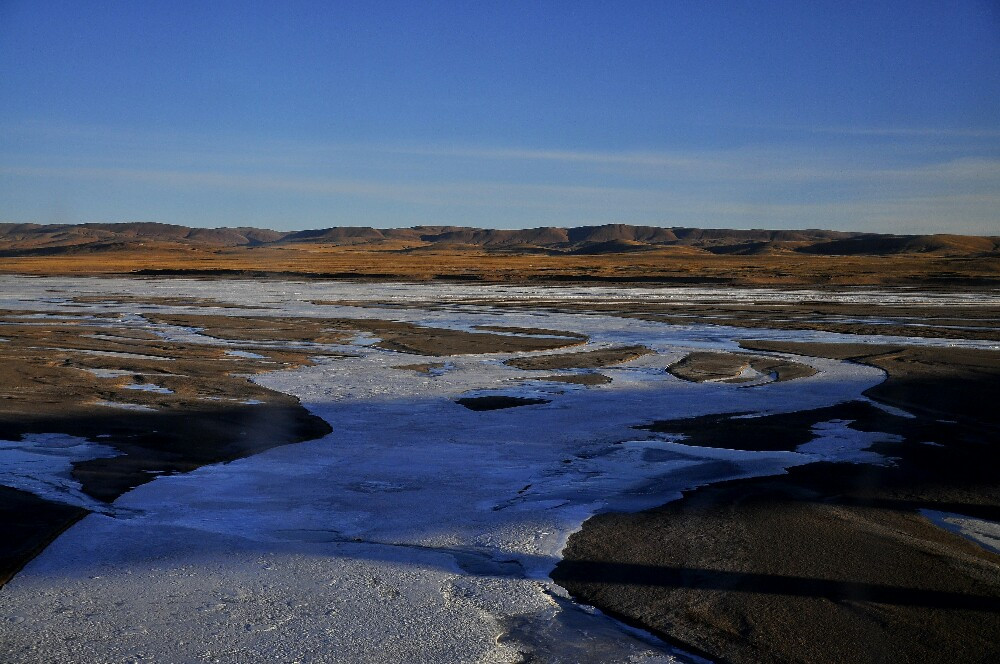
[282,227,388,245]
[0,222,996,258]
[799,234,1000,256]
[0,222,290,252]
[567,224,679,244]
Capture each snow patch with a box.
[92,400,157,411]
[122,383,173,394]
[226,350,267,359]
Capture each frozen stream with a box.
[0,277,973,663]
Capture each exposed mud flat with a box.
[666,350,816,384]
[147,312,587,355]
[505,344,654,370]
[383,292,1000,342]
[554,462,1000,664]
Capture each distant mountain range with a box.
[1,222,998,257]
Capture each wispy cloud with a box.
[0,165,686,212]
[811,126,1000,139]
[375,143,1000,185]
[750,122,1000,139]
[874,157,1000,181]
[7,119,999,183]
[376,144,724,169]
[2,121,998,232]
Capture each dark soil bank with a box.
[552,344,1000,664]
[0,487,89,587]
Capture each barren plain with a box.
[1,222,998,288]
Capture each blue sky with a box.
[1,1,999,233]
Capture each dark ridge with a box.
[702,240,807,255]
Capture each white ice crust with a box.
[921,510,1000,555]
[0,276,991,664]
[0,434,119,512]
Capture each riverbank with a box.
[553,343,1000,663]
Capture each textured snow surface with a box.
[0,276,976,663]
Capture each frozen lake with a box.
[0,276,991,663]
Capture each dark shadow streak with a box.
[552,561,1000,612]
